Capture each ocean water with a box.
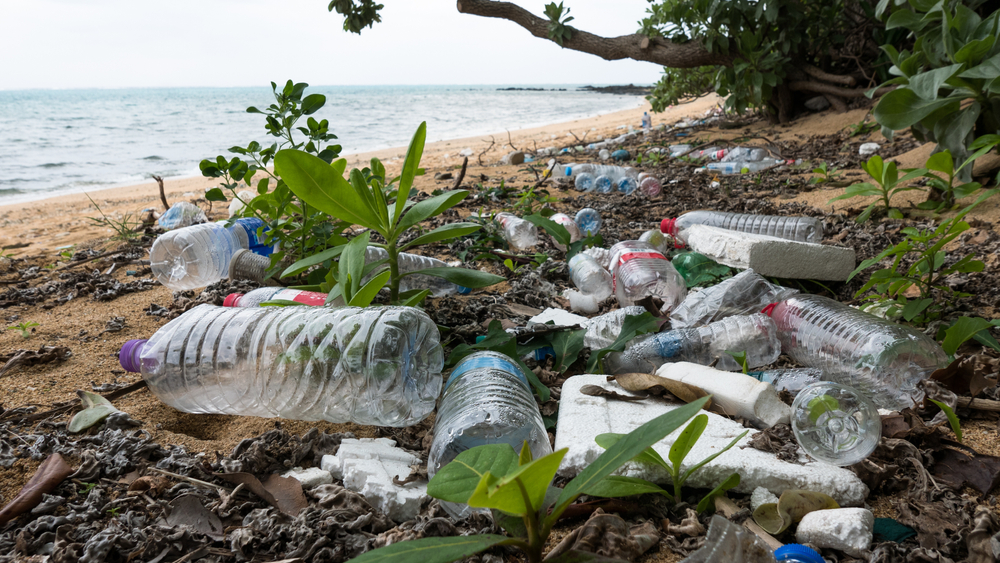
[0,85,642,205]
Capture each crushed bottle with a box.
[157,202,207,230]
[149,218,274,291]
[568,253,613,301]
[495,212,539,250]
[581,306,648,349]
[609,240,686,311]
[670,269,797,329]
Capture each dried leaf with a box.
[127,475,171,497]
[752,489,839,534]
[545,508,658,561]
[881,412,911,439]
[0,453,74,525]
[967,506,996,563]
[580,384,645,402]
[932,448,1000,494]
[930,355,992,398]
[214,471,307,516]
[611,372,712,409]
[165,494,225,541]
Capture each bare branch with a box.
[452,156,469,189]
[152,175,169,211]
[478,136,496,166]
[803,64,856,86]
[506,130,518,151]
[788,81,894,98]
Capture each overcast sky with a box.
[0,0,664,90]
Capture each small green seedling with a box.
[9,321,39,338]
[78,482,97,495]
[726,350,750,374]
[828,155,927,222]
[928,399,963,442]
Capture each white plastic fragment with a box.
[554,375,868,506]
[530,307,591,327]
[750,487,779,512]
[563,290,601,314]
[282,466,333,488]
[320,438,427,522]
[859,143,880,157]
[656,363,790,428]
[228,190,256,218]
[795,507,874,557]
[684,224,856,281]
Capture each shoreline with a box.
[0,94,723,256]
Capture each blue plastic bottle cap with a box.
[565,166,572,175]
[457,286,471,295]
[774,544,825,563]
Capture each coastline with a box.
[0,94,722,257]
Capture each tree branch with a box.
[788,81,894,98]
[456,0,731,68]
[803,64,856,86]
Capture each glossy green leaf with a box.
[400,222,481,251]
[584,476,671,499]
[551,329,586,372]
[524,213,571,248]
[427,444,519,503]
[394,122,427,224]
[398,289,430,307]
[403,266,504,289]
[586,312,661,373]
[874,88,961,130]
[669,414,708,470]
[928,399,963,442]
[942,316,995,355]
[924,151,954,176]
[349,270,390,307]
[205,188,227,202]
[696,472,740,513]
[902,297,934,321]
[466,449,567,514]
[398,190,469,231]
[346,534,511,563]
[280,245,345,278]
[680,429,749,485]
[594,433,669,469]
[519,440,533,466]
[300,93,326,115]
[275,149,381,231]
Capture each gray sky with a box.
[0,0,664,90]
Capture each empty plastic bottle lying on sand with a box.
[575,208,602,236]
[157,202,207,230]
[636,173,662,197]
[747,368,823,397]
[119,304,444,427]
[767,294,949,410]
[549,213,582,251]
[721,147,769,162]
[573,165,640,194]
[790,381,881,466]
[638,229,672,254]
[582,246,611,269]
[224,287,333,307]
[706,160,783,175]
[428,351,552,519]
[149,218,274,291]
[494,212,539,250]
[661,211,824,245]
[362,247,469,297]
[581,306,648,349]
[568,253,613,301]
[609,240,686,311]
[669,269,797,329]
[604,313,781,374]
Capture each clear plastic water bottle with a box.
[721,147,768,162]
[609,240,686,311]
[668,144,693,157]
[549,213,582,251]
[661,211,824,245]
[362,247,469,297]
[149,218,274,291]
[583,246,611,270]
[575,208,602,236]
[582,306,647,349]
[690,147,729,161]
[641,111,652,131]
[637,173,662,197]
[428,351,552,519]
[575,173,596,192]
[706,160,783,175]
[604,313,781,374]
[748,368,823,396]
[157,202,207,230]
[224,287,333,307]
[568,254,613,301]
[616,176,638,195]
[118,304,444,427]
[669,269,797,329]
[790,382,881,466]
[638,229,672,254]
[768,294,949,410]
[495,212,539,250]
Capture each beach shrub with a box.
[200,80,346,281]
[829,155,928,222]
[275,122,505,305]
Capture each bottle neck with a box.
[119,339,148,373]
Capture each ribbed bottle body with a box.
[609,241,686,310]
[363,247,462,297]
[670,269,797,328]
[149,218,271,291]
[495,212,539,250]
[568,254,613,301]
[673,211,823,244]
[582,306,647,350]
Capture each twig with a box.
[489,249,533,264]
[567,130,589,144]
[54,250,126,271]
[146,467,232,494]
[532,160,557,190]
[956,397,1000,412]
[452,157,468,190]
[714,496,783,549]
[506,130,518,151]
[0,379,148,423]
[0,351,29,380]
[478,136,496,166]
[152,175,170,211]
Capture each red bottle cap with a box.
[223,293,243,307]
[660,217,677,234]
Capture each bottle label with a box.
[235,218,275,257]
[274,289,328,306]
[613,251,667,291]
[445,355,529,390]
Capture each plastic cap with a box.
[774,544,825,563]
[660,218,676,234]
[223,293,244,307]
[457,286,472,295]
[119,339,148,373]
[761,303,778,317]
[565,166,572,176]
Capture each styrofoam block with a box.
[750,486,779,511]
[282,466,333,488]
[554,375,868,506]
[796,508,874,557]
[320,438,426,522]
[684,224,855,281]
[529,308,590,327]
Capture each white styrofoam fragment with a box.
[796,508,874,557]
[281,466,333,488]
[554,375,868,506]
[320,438,427,522]
[750,486,779,512]
[684,224,856,281]
[529,307,590,327]
[563,290,601,314]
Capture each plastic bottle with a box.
[685,514,776,563]
[568,254,613,301]
[641,111,652,131]
[362,247,469,297]
[495,212,540,250]
[790,382,881,466]
[636,173,662,197]
[721,147,768,162]
[661,211,824,245]
[638,229,672,254]
[157,202,207,230]
[549,213,582,251]
[118,304,444,427]
[774,544,826,563]
[768,294,949,410]
[608,240,686,311]
[604,313,781,374]
[668,144,693,157]
[149,218,274,291]
[428,351,552,519]
[581,306,648,349]
[575,208,602,236]
[669,269,797,329]
[690,147,729,161]
[224,287,332,307]
[748,368,824,397]
[706,160,782,175]
[583,246,611,270]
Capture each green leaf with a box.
[68,390,121,433]
[398,190,469,231]
[300,93,326,115]
[886,8,929,31]
[524,213,571,248]
[679,429,748,485]
[553,398,709,519]
[519,440,533,466]
[669,414,708,471]
[394,122,427,225]
[427,444,519,503]
[398,289,430,307]
[349,270,390,307]
[338,232,371,302]
[466,449,567,514]
[400,222,481,251]
[404,266,505,289]
[902,297,934,321]
[205,188,227,202]
[275,149,382,232]
[696,473,740,513]
[942,316,995,355]
[928,399,962,442]
[594,433,669,470]
[281,245,345,278]
[959,52,1000,79]
[907,64,962,100]
[584,476,671,499]
[345,534,511,563]
[925,151,954,176]
[874,88,961,130]
[551,329,586,372]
